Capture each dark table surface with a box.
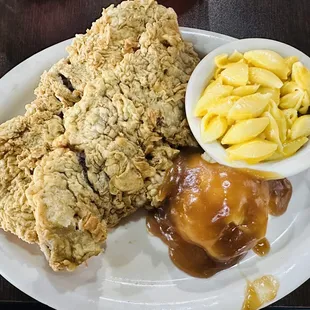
[0,0,310,309]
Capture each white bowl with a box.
[186,38,310,178]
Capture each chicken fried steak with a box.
[0,0,199,270]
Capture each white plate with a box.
[0,28,310,310]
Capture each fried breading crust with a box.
[0,0,199,270]
[26,149,107,271]
[0,113,64,243]
[59,0,198,226]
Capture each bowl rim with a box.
[186,38,310,178]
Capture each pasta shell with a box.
[299,91,310,114]
[208,96,239,116]
[201,113,215,140]
[195,83,234,117]
[244,50,290,79]
[228,93,271,120]
[201,116,228,143]
[221,117,269,145]
[291,62,310,93]
[285,56,299,74]
[280,81,301,96]
[279,90,304,110]
[195,95,214,117]
[232,85,260,97]
[287,129,292,138]
[269,100,287,142]
[277,115,287,143]
[203,78,222,95]
[228,50,244,63]
[282,137,308,157]
[221,63,249,87]
[258,132,267,140]
[263,112,283,151]
[257,87,280,105]
[290,115,310,140]
[266,137,309,160]
[265,151,285,161]
[201,113,214,128]
[283,109,298,128]
[214,67,223,79]
[226,139,278,164]
[249,67,283,88]
[214,54,229,68]
[227,118,236,126]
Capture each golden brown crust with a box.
[0,0,199,270]
[26,148,107,271]
[0,113,64,243]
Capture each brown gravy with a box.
[268,178,292,216]
[252,238,270,257]
[147,151,292,278]
[147,207,241,278]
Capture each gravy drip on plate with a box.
[242,275,279,310]
[252,238,270,257]
[147,151,292,278]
